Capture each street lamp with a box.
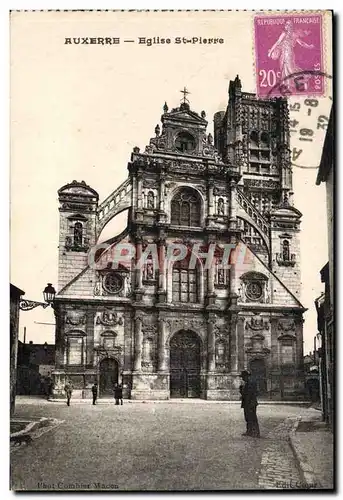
[43,283,56,305]
[19,283,56,311]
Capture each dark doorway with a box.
[170,331,201,398]
[99,358,118,396]
[249,358,267,395]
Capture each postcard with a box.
[10,10,334,491]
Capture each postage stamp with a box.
[10,9,333,493]
[254,13,324,97]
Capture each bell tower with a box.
[57,180,99,292]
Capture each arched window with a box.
[66,333,85,366]
[282,240,290,261]
[171,188,201,227]
[74,222,83,247]
[175,132,196,153]
[172,260,198,303]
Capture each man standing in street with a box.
[114,383,123,405]
[239,370,260,438]
[64,379,73,406]
[91,382,98,405]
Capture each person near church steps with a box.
[239,370,260,438]
[114,383,123,405]
[64,379,73,406]
[91,382,98,405]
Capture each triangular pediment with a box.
[166,108,207,125]
[235,243,304,309]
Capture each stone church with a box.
[52,76,305,400]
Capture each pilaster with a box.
[133,311,143,372]
[157,317,168,372]
[237,316,245,371]
[157,233,167,303]
[207,314,216,372]
[85,307,95,367]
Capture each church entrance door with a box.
[99,357,118,397]
[249,358,267,395]
[170,331,201,398]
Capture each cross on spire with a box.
[180,86,190,104]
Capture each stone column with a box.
[133,313,143,372]
[137,173,143,209]
[207,264,215,295]
[159,177,165,212]
[158,317,167,371]
[157,236,167,303]
[228,179,238,230]
[237,316,245,371]
[135,237,143,291]
[85,307,95,367]
[228,230,241,304]
[199,267,205,304]
[208,182,214,217]
[230,313,238,372]
[207,315,216,372]
[206,264,216,306]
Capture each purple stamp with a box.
[254,13,324,97]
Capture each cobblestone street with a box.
[10,401,319,491]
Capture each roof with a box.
[10,283,25,298]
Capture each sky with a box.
[10,10,332,354]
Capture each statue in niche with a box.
[216,341,225,364]
[145,261,155,280]
[217,198,225,215]
[147,191,155,209]
[217,268,225,285]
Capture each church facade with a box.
[52,76,305,400]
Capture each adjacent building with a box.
[17,341,55,395]
[315,110,334,425]
[51,77,305,400]
[10,284,25,415]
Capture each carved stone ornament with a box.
[214,326,228,340]
[244,178,279,190]
[66,311,86,326]
[245,316,269,331]
[142,324,158,338]
[245,281,263,301]
[278,319,295,332]
[171,318,205,331]
[94,281,101,296]
[102,272,124,294]
[143,179,157,189]
[96,310,124,327]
